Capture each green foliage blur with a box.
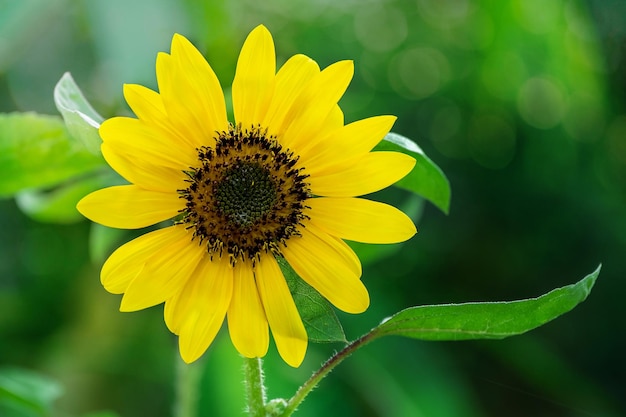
[1,0,624,416]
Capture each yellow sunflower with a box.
[77,25,416,367]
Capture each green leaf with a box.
[0,367,63,417]
[54,72,104,155]
[278,257,347,343]
[371,265,600,341]
[14,171,113,224]
[0,113,105,197]
[375,132,451,214]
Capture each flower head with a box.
[77,25,416,367]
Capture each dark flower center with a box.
[178,125,310,264]
[215,162,277,228]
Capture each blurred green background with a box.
[1,0,625,416]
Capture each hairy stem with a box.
[281,331,377,416]
[244,357,266,417]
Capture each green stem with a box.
[174,356,202,417]
[244,356,266,417]
[281,331,377,417]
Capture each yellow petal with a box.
[307,197,417,243]
[162,262,211,336]
[299,115,396,170]
[227,264,269,358]
[232,25,276,127]
[170,34,229,135]
[314,104,344,144]
[282,224,369,314]
[123,83,202,149]
[325,104,345,131]
[255,254,307,367]
[154,52,200,147]
[77,185,182,229]
[119,226,204,312]
[155,50,222,149]
[293,106,344,164]
[123,83,166,121]
[101,226,187,294]
[177,255,234,363]
[100,117,196,170]
[281,60,353,151]
[101,144,187,193]
[261,54,319,137]
[308,151,416,197]
[164,289,189,336]
[304,223,362,277]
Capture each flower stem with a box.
[174,356,202,417]
[281,332,377,417]
[244,357,266,417]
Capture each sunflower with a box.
[77,25,416,367]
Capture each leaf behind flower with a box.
[278,257,347,344]
[375,132,451,214]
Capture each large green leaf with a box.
[15,171,114,224]
[278,257,347,343]
[0,367,63,417]
[371,265,599,341]
[375,132,451,214]
[54,72,104,155]
[0,113,105,197]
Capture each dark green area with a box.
[1,1,625,416]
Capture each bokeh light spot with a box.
[481,51,528,100]
[512,0,561,34]
[451,8,495,51]
[389,47,450,99]
[354,5,408,52]
[517,77,567,129]
[416,0,472,29]
[564,0,597,41]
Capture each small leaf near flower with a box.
[278,257,347,344]
[54,72,104,155]
[375,132,451,214]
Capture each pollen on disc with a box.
[178,124,310,264]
